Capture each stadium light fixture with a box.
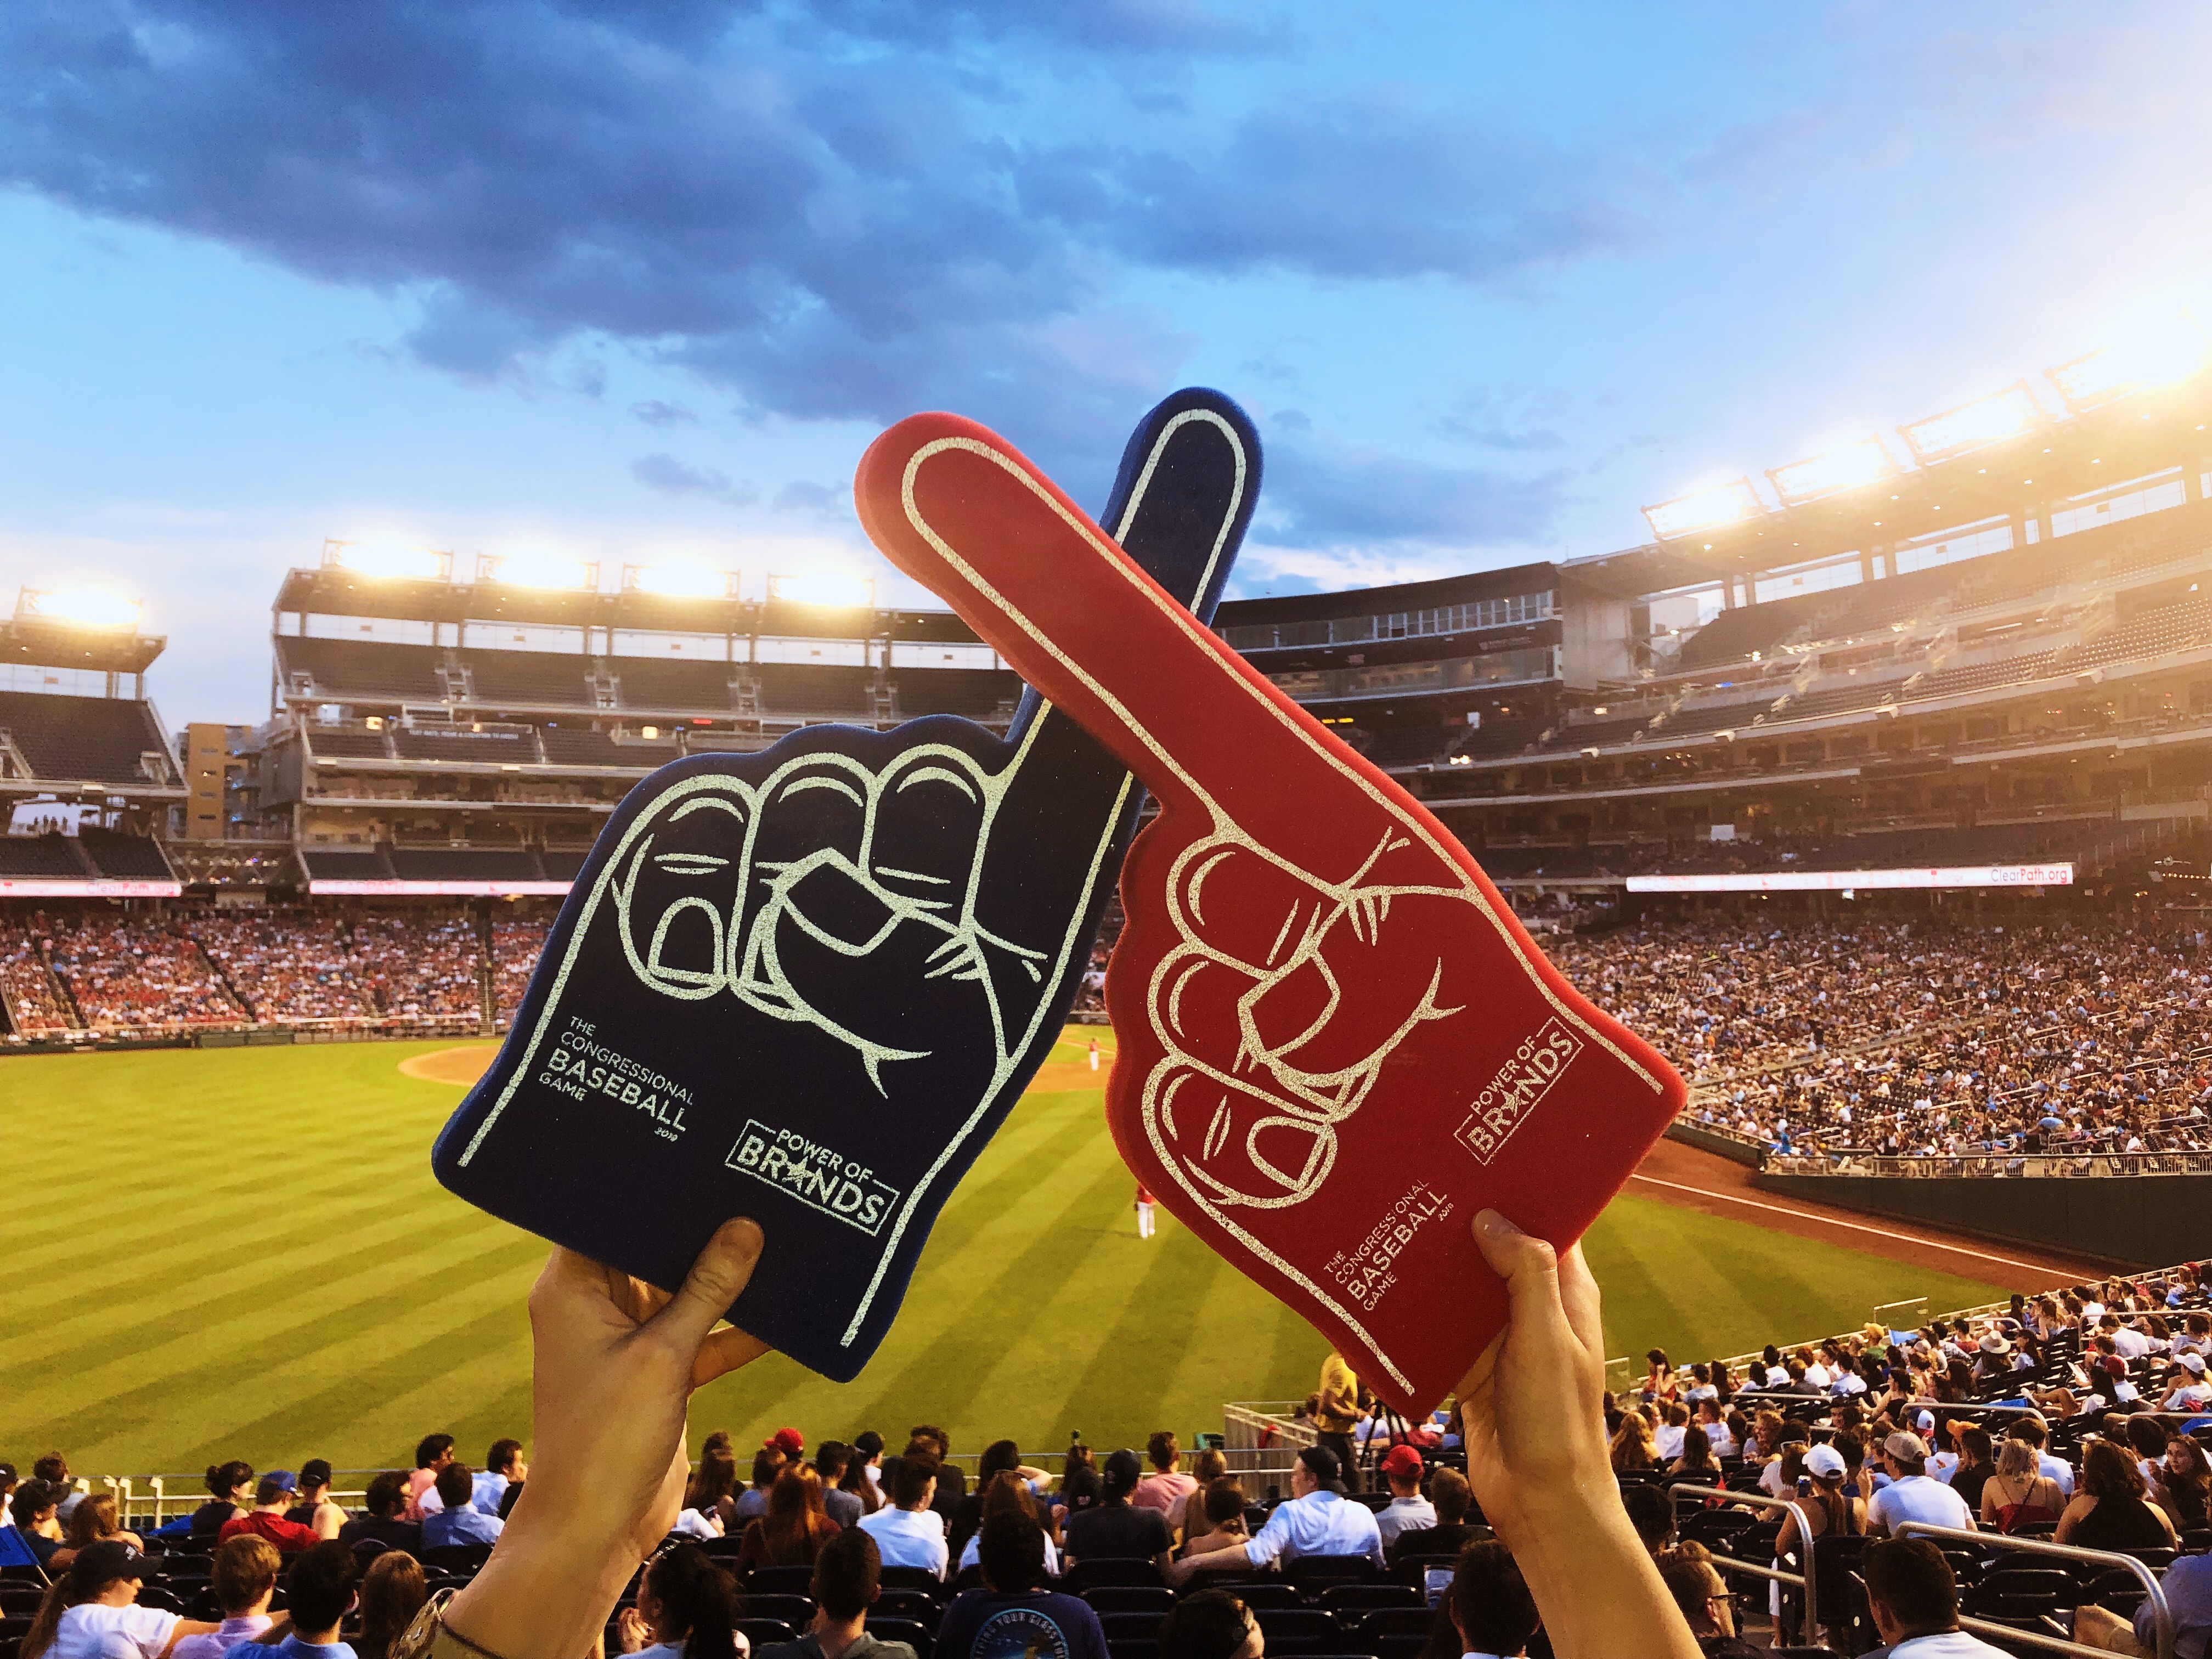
[19,587,142,630]
[622,561,736,599]
[1640,477,1763,541]
[479,551,599,591]
[328,541,450,582]
[1895,381,2046,464]
[769,569,876,608]
[2046,312,2210,413]
[1767,435,1897,505]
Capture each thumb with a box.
[649,1217,765,1359]
[1472,1208,1568,1342]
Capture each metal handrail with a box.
[1895,1520,2175,1659]
[1668,1484,1818,1647]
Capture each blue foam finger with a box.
[431,387,1260,1379]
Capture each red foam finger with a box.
[856,411,1686,1415]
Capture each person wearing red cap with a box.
[1373,1444,1435,1554]
[770,1428,806,1462]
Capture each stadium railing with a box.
[1895,1521,2175,1659]
[1222,1400,1316,1487]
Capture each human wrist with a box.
[447,1517,640,1655]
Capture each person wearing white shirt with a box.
[2113,1324,2152,1361]
[2163,1353,2212,1412]
[1865,1434,1975,1537]
[856,1459,949,1580]
[1169,1447,1384,1585]
[1863,1534,2009,1656]
[1653,1403,1688,1464]
[37,1539,222,1659]
[1370,1446,1436,1554]
[1694,1403,1736,1457]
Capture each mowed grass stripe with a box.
[2,1039,2010,1474]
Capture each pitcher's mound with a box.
[399,1045,498,1086]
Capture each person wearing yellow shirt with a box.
[1316,1352,1363,1492]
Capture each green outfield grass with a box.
[0,1035,2007,1479]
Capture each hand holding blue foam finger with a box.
[431,388,1260,1379]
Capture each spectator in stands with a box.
[404,1434,455,1520]
[1154,1590,1260,1659]
[289,1460,346,1539]
[953,1473,1061,1579]
[1176,1480,1249,1563]
[1655,1549,1759,1659]
[1373,1444,1435,1551]
[8,1481,62,1567]
[31,1455,79,1523]
[1668,1425,1720,1482]
[936,1511,1105,1659]
[1611,1410,1658,1472]
[219,1474,319,1553]
[338,1473,421,1554]
[422,1463,503,1549]
[756,1527,917,1659]
[836,1451,880,1531]
[687,1438,742,1533]
[2057,1439,2177,1551]
[426,1211,1702,1658]
[1860,1536,2008,1657]
[2157,1434,2212,1533]
[816,1442,862,1528]
[172,1534,280,1658]
[1654,1401,1690,1463]
[354,1551,428,1659]
[739,1466,840,1571]
[1444,1539,1542,1659]
[951,1443,1057,1560]
[1980,1437,2066,1534]
[614,1540,739,1658]
[475,1440,526,1515]
[1406,1466,1479,1560]
[1170,1445,1381,1584]
[2164,1353,2212,1412]
[2007,1418,2075,1496]
[1314,1351,1363,1492]
[20,1539,221,1659]
[1774,1443,1861,1564]
[855,1454,947,1579]
[193,1460,253,1534]
[735,1447,784,1525]
[1135,1432,1198,1516]
[1948,1426,1997,1514]
[1066,1449,1173,1573]
[259,1537,360,1656]
[1866,1432,1975,1537]
[1169,1448,1227,1538]
[46,1494,140,1576]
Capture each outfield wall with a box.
[1665,1121,1765,1168]
[1756,1170,2212,1270]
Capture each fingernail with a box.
[1475,1209,1519,1240]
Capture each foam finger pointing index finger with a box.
[855,415,1359,832]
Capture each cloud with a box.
[0,2,1644,483]
[630,399,698,427]
[1257,435,1570,551]
[772,481,842,516]
[631,453,758,507]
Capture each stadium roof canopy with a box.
[272,565,997,644]
[1214,561,1559,628]
[1566,370,2212,600]
[0,612,165,676]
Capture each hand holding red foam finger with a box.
[854,414,1685,1413]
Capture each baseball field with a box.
[1,1030,2009,1482]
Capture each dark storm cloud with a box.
[0,1,1636,533]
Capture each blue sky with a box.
[4,1,2210,721]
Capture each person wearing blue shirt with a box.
[421,1464,504,1549]
[935,1514,1108,1659]
[473,1439,526,1515]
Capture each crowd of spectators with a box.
[0,907,566,1038]
[23,1262,2212,1658]
[40,915,244,1030]
[1559,914,2212,1165]
[490,916,550,1023]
